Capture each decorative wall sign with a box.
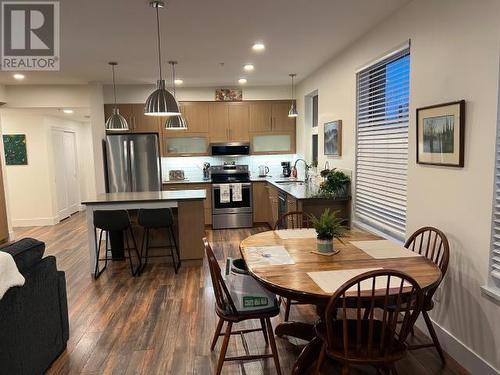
[417,100,465,167]
[215,88,242,101]
[3,134,28,165]
[324,120,342,157]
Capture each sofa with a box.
[0,238,69,375]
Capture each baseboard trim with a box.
[12,216,59,227]
[415,316,500,375]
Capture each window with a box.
[312,134,318,163]
[355,49,410,240]
[312,95,318,128]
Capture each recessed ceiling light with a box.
[252,42,265,52]
[238,78,247,84]
[13,73,25,80]
[174,79,183,85]
[62,109,74,114]
[243,64,255,72]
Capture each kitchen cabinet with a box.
[162,133,209,156]
[131,104,161,133]
[249,102,272,132]
[272,101,296,132]
[252,182,271,223]
[267,184,279,228]
[162,183,211,225]
[208,102,250,143]
[251,133,295,154]
[164,101,209,134]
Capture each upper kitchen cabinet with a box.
[164,101,209,133]
[271,101,296,132]
[249,102,272,132]
[228,102,250,142]
[208,102,229,143]
[131,104,161,133]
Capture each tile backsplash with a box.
[161,154,304,181]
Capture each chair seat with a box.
[137,208,174,229]
[315,319,407,363]
[216,299,280,322]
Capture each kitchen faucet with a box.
[293,158,310,181]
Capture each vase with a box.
[317,238,334,253]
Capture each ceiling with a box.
[0,0,410,87]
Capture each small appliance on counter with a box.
[203,162,211,180]
[281,161,291,177]
[169,170,185,181]
[258,165,270,177]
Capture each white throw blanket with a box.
[220,184,231,203]
[231,183,242,202]
[0,251,25,299]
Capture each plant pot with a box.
[317,238,334,253]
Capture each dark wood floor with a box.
[14,212,467,375]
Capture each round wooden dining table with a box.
[239,228,442,375]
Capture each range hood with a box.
[211,142,250,156]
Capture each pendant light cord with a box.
[155,6,163,81]
[112,64,117,106]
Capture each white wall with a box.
[0,110,93,226]
[296,0,500,372]
[102,84,291,104]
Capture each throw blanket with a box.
[0,251,25,299]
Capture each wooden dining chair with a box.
[404,226,450,363]
[202,238,282,375]
[274,211,311,321]
[314,269,424,375]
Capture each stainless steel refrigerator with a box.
[105,133,162,193]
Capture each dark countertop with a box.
[162,177,350,201]
[82,190,206,205]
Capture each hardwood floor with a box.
[13,212,467,375]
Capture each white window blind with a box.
[355,49,410,240]
[489,120,500,283]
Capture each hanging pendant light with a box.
[288,73,298,118]
[105,62,129,131]
[144,0,180,117]
[166,61,188,129]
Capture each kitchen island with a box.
[82,190,206,275]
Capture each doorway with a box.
[52,129,80,221]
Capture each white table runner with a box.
[245,246,295,266]
[350,240,421,259]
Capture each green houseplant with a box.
[308,209,347,253]
[316,169,351,199]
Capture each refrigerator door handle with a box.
[130,139,136,191]
[123,140,131,192]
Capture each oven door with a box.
[212,183,252,214]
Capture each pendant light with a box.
[288,73,298,118]
[144,0,180,117]
[105,62,129,131]
[166,61,188,129]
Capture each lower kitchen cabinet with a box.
[267,184,279,228]
[162,183,212,225]
[252,182,271,223]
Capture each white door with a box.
[52,129,80,221]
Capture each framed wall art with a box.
[3,134,28,165]
[324,120,342,157]
[215,88,242,101]
[416,100,465,167]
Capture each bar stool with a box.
[93,209,141,279]
[137,208,181,273]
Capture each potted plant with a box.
[316,169,351,199]
[308,209,347,253]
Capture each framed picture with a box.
[417,100,465,167]
[324,120,342,156]
[215,88,242,101]
[3,134,28,165]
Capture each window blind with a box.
[355,49,410,240]
[489,121,500,282]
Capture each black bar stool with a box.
[137,208,181,273]
[93,209,141,279]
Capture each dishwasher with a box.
[278,190,287,223]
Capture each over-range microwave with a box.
[210,142,250,156]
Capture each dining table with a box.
[239,227,442,375]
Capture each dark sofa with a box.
[0,238,69,375]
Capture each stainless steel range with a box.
[210,164,253,229]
